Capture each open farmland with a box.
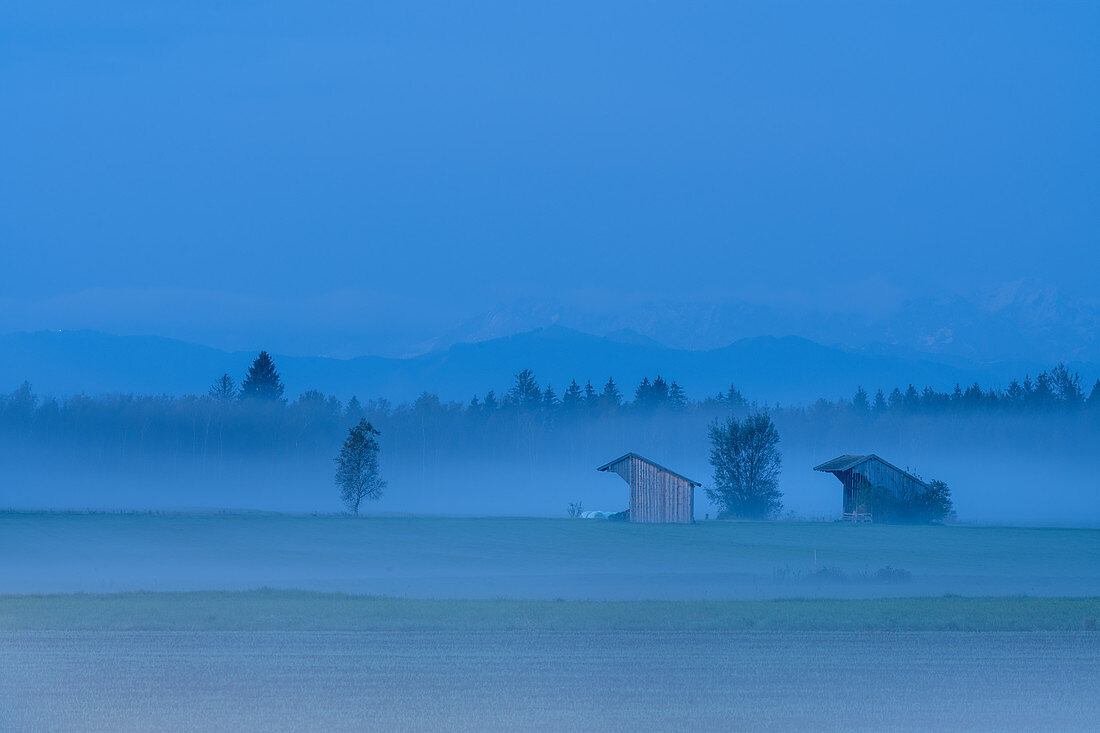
[3,514,1098,731]
[0,626,1097,732]
[1,512,1098,599]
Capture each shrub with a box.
[872,479,955,524]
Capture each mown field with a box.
[0,627,1097,732]
[2,512,1098,599]
[1,591,1098,632]
[3,514,1098,731]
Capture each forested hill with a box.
[1,327,1086,404]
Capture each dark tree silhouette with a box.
[851,386,869,413]
[208,374,237,402]
[507,369,541,410]
[601,377,622,409]
[482,390,499,411]
[541,384,559,411]
[706,412,783,519]
[583,380,598,411]
[562,380,583,412]
[239,351,285,401]
[334,419,385,515]
[668,381,688,409]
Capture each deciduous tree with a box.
[334,419,385,515]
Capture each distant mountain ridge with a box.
[3,327,1089,405]
[424,282,1100,364]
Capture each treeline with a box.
[1,356,1098,460]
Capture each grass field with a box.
[1,628,1097,732]
[3,514,1098,730]
[1,591,1098,632]
[2,512,1098,599]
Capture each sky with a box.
[2,1,1098,356]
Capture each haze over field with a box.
[4,3,1099,730]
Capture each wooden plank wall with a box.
[626,457,694,524]
[853,458,925,500]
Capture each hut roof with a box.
[813,453,929,488]
[596,452,701,487]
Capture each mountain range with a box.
[3,327,1091,405]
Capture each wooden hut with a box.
[813,454,929,522]
[597,452,699,524]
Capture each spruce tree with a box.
[851,386,869,413]
[725,385,748,410]
[650,375,670,406]
[483,390,499,411]
[1089,380,1100,408]
[583,380,598,411]
[873,389,887,413]
[507,369,541,410]
[240,351,285,401]
[668,381,687,409]
[562,379,583,412]
[601,378,622,409]
[345,396,364,422]
[541,384,559,411]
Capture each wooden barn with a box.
[597,452,700,524]
[813,454,929,522]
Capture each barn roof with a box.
[813,454,929,488]
[596,452,701,487]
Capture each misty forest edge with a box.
[13,351,1091,523]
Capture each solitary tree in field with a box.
[208,374,237,402]
[706,412,783,519]
[334,419,385,515]
[240,351,285,401]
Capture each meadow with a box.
[3,513,1098,731]
[0,628,1097,731]
[2,512,1098,599]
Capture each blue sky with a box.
[3,1,1098,354]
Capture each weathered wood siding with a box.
[608,455,694,523]
[852,457,926,500]
[838,457,927,518]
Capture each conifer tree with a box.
[240,351,285,401]
[668,381,687,409]
[562,379,583,412]
[1089,379,1100,408]
[634,377,652,407]
[601,378,622,409]
[851,386,869,413]
[873,389,887,413]
[483,390,499,411]
[507,369,541,410]
[651,375,670,405]
[725,385,748,410]
[344,395,364,422]
[541,384,559,411]
[583,380,598,411]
